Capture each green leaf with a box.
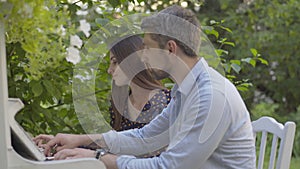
[241,58,252,63]
[95,18,109,26]
[107,0,121,8]
[226,75,236,80]
[32,82,43,97]
[43,80,56,96]
[204,29,219,39]
[217,38,227,44]
[249,59,256,67]
[258,58,269,65]
[224,63,231,73]
[236,82,252,92]
[223,41,235,47]
[231,63,241,73]
[242,58,256,67]
[250,48,258,57]
[219,26,232,33]
[58,109,68,117]
[237,86,248,92]
[215,49,228,56]
[230,60,241,65]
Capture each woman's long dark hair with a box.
[110,35,164,131]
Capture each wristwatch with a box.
[95,148,108,160]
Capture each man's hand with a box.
[54,148,95,160]
[54,148,119,169]
[101,154,119,169]
[43,133,91,157]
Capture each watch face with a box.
[95,149,107,159]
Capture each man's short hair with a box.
[141,5,201,57]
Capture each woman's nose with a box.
[107,66,113,75]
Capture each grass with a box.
[290,157,300,169]
[260,157,300,168]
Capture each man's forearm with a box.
[84,134,108,150]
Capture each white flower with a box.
[70,35,83,48]
[95,7,103,14]
[66,46,81,64]
[79,19,91,37]
[76,10,88,16]
[75,1,88,9]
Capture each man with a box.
[42,5,256,169]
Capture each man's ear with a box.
[166,40,177,54]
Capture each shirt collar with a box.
[171,58,207,96]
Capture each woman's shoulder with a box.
[157,89,171,103]
[161,88,171,94]
[155,88,171,97]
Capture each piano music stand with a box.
[0,2,106,168]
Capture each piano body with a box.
[0,4,106,169]
[2,99,106,169]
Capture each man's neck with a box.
[181,55,200,70]
[170,54,200,85]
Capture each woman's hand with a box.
[33,134,54,147]
[43,133,92,157]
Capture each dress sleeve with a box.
[109,103,115,129]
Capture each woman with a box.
[33,35,170,158]
[108,35,171,131]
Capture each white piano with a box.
[0,5,106,169]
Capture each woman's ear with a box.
[166,40,177,54]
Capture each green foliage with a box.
[222,0,300,114]
[287,106,300,157]
[2,0,263,135]
[3,0,74,80]
[251,102,280,120]
[196,0,300,156]
[203,20,268,92]
[198,0,300,156]
[2,0,80,134]
[290,158,300,169]
[2,0,117,135]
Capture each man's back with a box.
[165,58,256,169]
[201,61,256,168]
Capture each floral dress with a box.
[110,89,171,131]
